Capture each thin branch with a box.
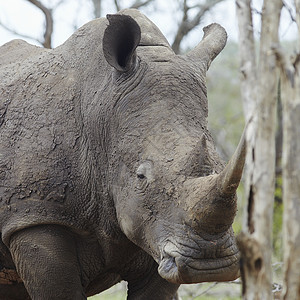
[252,7,262,15]
[53,0,65,10]
[171,0,224,54]
[114,0,154,11]
[194,282,218,298]
[189,0,224,29]
[114,0,121,11]
[27,0,53,48]
[296,0,300,33]
[283,0,296,22]
[279,0,297,39]
[0,20,43,46]
[130,0,155,9]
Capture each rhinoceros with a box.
[0,8,245,300]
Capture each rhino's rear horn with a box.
[186,23,227,73]
[103,14,141,72]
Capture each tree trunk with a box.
[236,0,282,299]
[278,1,300,298]
[281,53,300,300]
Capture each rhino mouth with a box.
[157,239,240,284]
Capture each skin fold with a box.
[0,9,245,300]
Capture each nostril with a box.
[158,252,178,279]
[164,256,176,273]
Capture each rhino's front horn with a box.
[185,130,246,234]
[217,129,246,196]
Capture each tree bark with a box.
[276,1,300,298]
[236,0,282,299]
[235,0,257,235]
[235,0,257,122]
[281,52,300,300]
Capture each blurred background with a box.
[0,0,297,298]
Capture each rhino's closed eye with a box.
[136,161,153,182]
[137,173,146,180]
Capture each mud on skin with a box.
[0,8,245,300]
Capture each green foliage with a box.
[207,42,244,162]
[274,176,283,202]
[89,283,127,300]
[184,297,240,300]
[178,282,241,299]
[233,185,244,234]
[90,294,124,300]
[89,295,124,300]
[207,41,245,237]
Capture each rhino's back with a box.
[0,38,87,245]
[0,8,175,245]
[0,39,44,66]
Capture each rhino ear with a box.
[186,23,227,72]
[103,14,141,72]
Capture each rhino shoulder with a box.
[0,39,45,67]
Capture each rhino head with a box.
[102,10,245,284]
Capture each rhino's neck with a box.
[73,80,123,238]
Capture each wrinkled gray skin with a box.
[0,9,245,300]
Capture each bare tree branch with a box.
[27,0,53,48]
[195,282,218,297]
[0,20,44,46]
[113,0,154,11]
[171,0,224,54]
[114,0,121,11]
[53,0,65,10]
[130,0,155,9]
[283,0,297,22]
[0,0,54,48]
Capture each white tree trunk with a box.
[236,0,282,299]
[279,1,300,298]
[281,53,300,300]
